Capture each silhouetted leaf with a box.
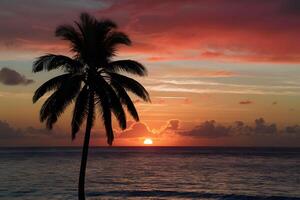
[111,82,139,121]
[107,60,147,76]
[109,72,150,102]
[33,54,83,72]
[33,73,72,103]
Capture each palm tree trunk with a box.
[78,91,94,200]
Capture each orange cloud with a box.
[117,122,158,138]
[151,68,237,78]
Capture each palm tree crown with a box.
[32,13,150,145]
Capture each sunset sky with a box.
[0,0,300,146]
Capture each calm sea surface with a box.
[0,147,299,200]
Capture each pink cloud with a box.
[101,0,300,63]
[1,0,300,63]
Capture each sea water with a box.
[0,147,299,200]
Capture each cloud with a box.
[165,119,180,131]
[135,96,192,105]
[0,120,67,140]
[118,122,158,138]
[0,1,300,62]
[0,67,34,85]
[284,125,300,135]
[145,76,300,97]
[253,118,277,134]
[117,119,181,139]
[179,120,231,138]
[239,100,253,105]
[147,84,300,96]
[280,0,300,15]
[24,126,68,139]
[1,118,299,146]
[151,68,237,78]
[0,0,109,54]
[233,118,277,135]
[177,118,300,138]
[0,120,23,139]
[100,0,300,63]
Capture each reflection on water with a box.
[0,147,299,200]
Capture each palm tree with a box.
[32,13,150,200]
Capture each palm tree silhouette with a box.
[32,13,150,200]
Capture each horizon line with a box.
[1,145,300,148]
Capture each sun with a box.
[143,138,153,145]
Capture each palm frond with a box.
[33,54,83,73]
[105,31,131,47]
[55,25,83,54]
[80,13,97,29]
[77,13,99,45]
[33,73,72,103]
[40,75,82,129]
[107,60,147,76]
[94,76,127,130]
[109,72,150,102]
[104,32,131,58]
[96,19,117,37]
[111,82,139,121]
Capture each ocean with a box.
[0,147,299,200]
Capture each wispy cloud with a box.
[151,68,238,78]
[147,84,300,96]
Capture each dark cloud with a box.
[0,120,67,139]
[178,118,299,138]
[179,120,231,138]
[0,67,34,85]
[253,118,277,134]
[166,119,180,131]
[280,0,300,15]
[233,121,253,135]
[239,100,253,105]
[1,118,299,145]
[232,118,277,135]
[114,118,300,140]
[0,120,23,139]
[24,126,68,139]
[284,125,300,135]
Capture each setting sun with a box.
[143,138,153,145]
